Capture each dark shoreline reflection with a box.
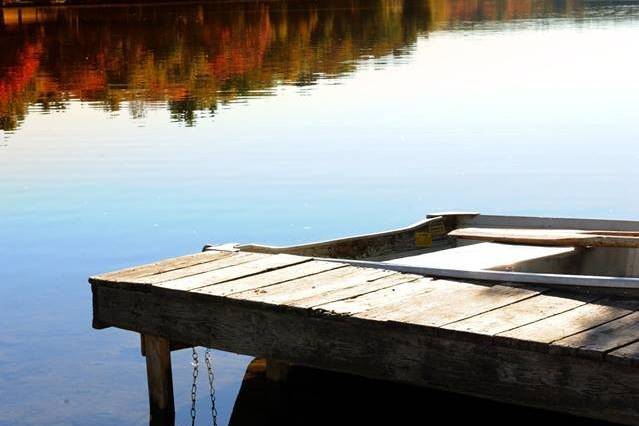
[3,0,638,132]
[227,358,620,425]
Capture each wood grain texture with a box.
[92,250,232,282]
[498,297,637,345]
[358,281,545,327]
[93,284,639,426]
[554,311,639,357]
[237,216,450,260]
[608,341,639,366]
[457,214,639,232]
[229,266,396,305]
[136,252,267,284]
[444,291,596,336]
[290,272,423,309]
[154,254,310,291]
[142,334,175,425]
[450,227,639,248]
[193,260,346,297]
[140,334,190,356]
[315,277,437,315]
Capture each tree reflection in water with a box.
[0,0,588,132]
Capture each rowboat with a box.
[207,211,639,291]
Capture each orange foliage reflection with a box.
[0,0,585,131]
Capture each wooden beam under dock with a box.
[142,334,175,426]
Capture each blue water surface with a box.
[1,0,639,424]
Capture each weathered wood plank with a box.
[553,311,639,357]
[450,227,639,248]
[365,241,450,261]
[359,281,545,327]
[607,341,639,366]
[92,250,232,282]
[155,254,311,291]
[193,260,346,297]
[444,291,596,336]
[457,213,639,232]
[229,266,395,305]
[237,216,448,260]
[291,272,423,309]
[93,284,639,426]
[136,252,269,284]
[140,334,190,356]
[498,297,636,345]
[313,277,437,315]
[142,334,175,426]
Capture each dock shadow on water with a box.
[227,358,619,425]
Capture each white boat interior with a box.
[228,212,639,290]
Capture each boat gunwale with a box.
[216,212,639,290]
[226,213,639,255]
[226,215,446,254]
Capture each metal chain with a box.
[204,349,218,426]
[188,347,217,426]
[190,347,199,426]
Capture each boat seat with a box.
[385,242,577,272]
[449,227,639,248]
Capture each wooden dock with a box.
[91,247,639,425]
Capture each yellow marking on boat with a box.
[414,232,432,247]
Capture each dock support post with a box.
[265,359,290,383]
[142,334,175,426]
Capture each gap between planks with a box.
[93,250,235,282]
[139,252,279,285]
[154,254,314,291]
[94,251,639,361]
[496,297,639,355]
[192,260,348,297]
[227,266,398,306]
[311,280,639,359]
[552,310,639,358]
[355,280,547,327]
[184,259,639,359]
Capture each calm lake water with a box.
[1,0,639,424]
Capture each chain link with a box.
[190,348,199,426]
[189,347,217,426]
[204,349,218,426]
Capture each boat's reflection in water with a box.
[226,359,617,425]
